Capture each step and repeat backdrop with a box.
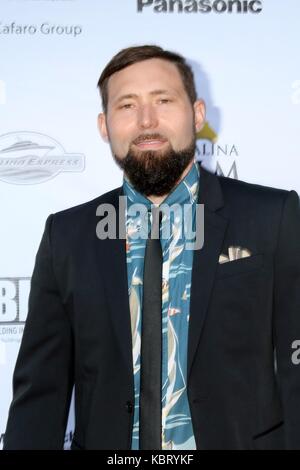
[0,0,299,449]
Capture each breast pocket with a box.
[215,253,264,280]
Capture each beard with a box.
[113,134,196,197]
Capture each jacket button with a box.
[126,401,133,413]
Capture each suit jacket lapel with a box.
[94,186,134,384]
[187,166,229,381]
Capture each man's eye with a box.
[159,99,172,104]
[120,103,133,109]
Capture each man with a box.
[4,45,300,450]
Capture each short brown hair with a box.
[97,45,197,113]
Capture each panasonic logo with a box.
[137,0,263,14]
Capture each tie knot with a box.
[148,206,162,239]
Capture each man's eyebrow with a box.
[149,89,174,96]
[114,89,175,104]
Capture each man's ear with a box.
[193,99,206,133]
[97,113,109,142]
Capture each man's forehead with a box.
[107,59,185,101]
[112,88,179,105]
[112,57,180,79]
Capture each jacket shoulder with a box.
[52,186,122,222]
[213,172,296,217]
[217,173,290,201]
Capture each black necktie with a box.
[139,206,163,450]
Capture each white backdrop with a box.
[0,0,299,449]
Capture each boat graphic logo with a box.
[0,131,85,184]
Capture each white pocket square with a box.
[219,246,252,264]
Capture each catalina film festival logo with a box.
[196,122,239,179]
[0,132,85,184]
[137,0,263,13]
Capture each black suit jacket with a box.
[4,165,300,450]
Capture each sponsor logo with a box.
[0,277,30,325]
[0,131,85,184]
[0,278,30,345]
[0,22,82,37]
[196,121,239,178]
[137,0,263,14]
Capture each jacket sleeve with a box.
[3,214,74,449]
[273,190,300,449]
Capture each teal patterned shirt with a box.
[123,160,200,450]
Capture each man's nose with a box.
[137,104,158,129]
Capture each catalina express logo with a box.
[0,131,85,184]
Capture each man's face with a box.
[98,58,205,195]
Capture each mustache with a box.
[132,133,168,145]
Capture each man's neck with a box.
[147,159,195,206]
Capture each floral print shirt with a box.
[123,160,200,450]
